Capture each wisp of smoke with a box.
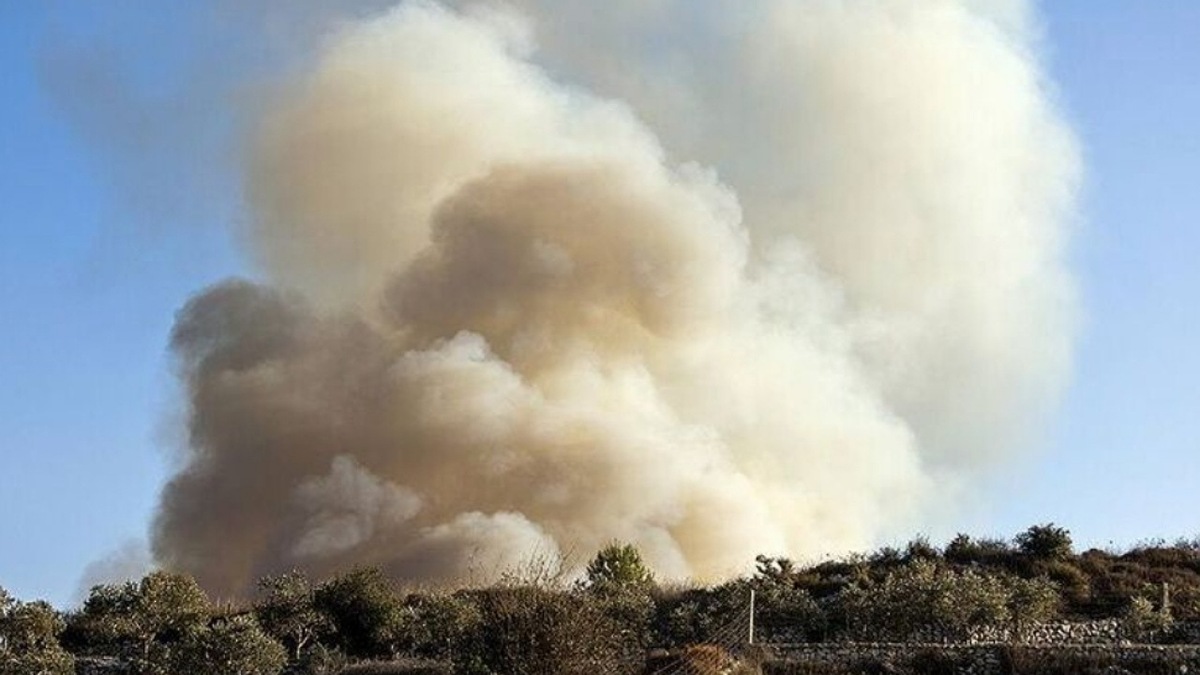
[152,0,1079,597]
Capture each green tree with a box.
[904,536,940,562]
[1121,595,1172,641]
[76,571,210,667]
[833,559,1060,641]
[314,568,402,658]
[467,586,626,674]
[171,614,286,675]
[0,590,74,675]
[1008,575,1062,637]
[584,543,654,596]
[256,571,330,661]
[393,592,483,664]
[1015,523,1073,560]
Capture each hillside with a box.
[5,526,1200,674]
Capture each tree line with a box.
[3,525,1200,674]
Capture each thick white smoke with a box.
[153,0,1078,597]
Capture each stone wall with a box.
[762,643,1001,675]
[760,642,1200,675]
[74,657,129,675]
[965,618,1127,645]
[842,619,1135,646]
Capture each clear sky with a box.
[1,2,1198,606]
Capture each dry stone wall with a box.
[966,619,1128,645]
[761,643,1200,675]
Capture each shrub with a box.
[170,614,286,675]
[584,543,654,596]
[315,569,403,659]
[653,581,756,648]
[0,594,74,675]
[69,571,210,669]
[903,536,940,562]
[392,592,482,664]
[293,642,350,675]
[831,559,1060,642]
[464,586,631,675]
[945,534,1017,568]
[1016,524,1073,561]
[256,570,331,661]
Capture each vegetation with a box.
[8,526,1200,673]
[0,588,73,675]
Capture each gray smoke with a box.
[152,0,1079,597]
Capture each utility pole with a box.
[1162,582,1172,618]
[748,589,756,645]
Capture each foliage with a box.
[291,642,350,675]
[315,568,404,659]
[1122,595,1172,640]
[903,536,940,562]
[580,544,656,655]
[584,543,655,596]
[465,586,631,675]
[16,526,1200,674]
[831,559,1059,641]
[256,570,331,661]
[171,614,287,675]
[392,592,482,664]
[1015,523,1074,561]
[73,570,210,663]
[653,581,754,648]
[746,569,826,643]
[943,534,1016,568]
[0,591,74,675]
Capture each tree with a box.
[314,568,403,658]
[393,592,483,664]
[832,559,1061,641]
[466,586,626,674]
[76,571,210,665]
[1016,523,1073,561]
[754,555,796,583]
[0,589,10,655]
[584,543,654,596]
[1008,575,1062,637]
[0,590,74,675]
[171,614,286,675]
[904,536,940,562]
[256,571,330,661]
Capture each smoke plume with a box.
[153,0,1079,597]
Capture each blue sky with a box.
[1,2,1198,606]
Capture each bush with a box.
[944,534,1017,568]
[315,569,403,659]
[1016,524,1073,561]
[653,581,756,648]
[903,536,940,562]
[464,586,631,675]
[256,570,331,661]
[392,592,482,664]
[68,571,210,670]
[293,642,350,675]
[0,594,74,675]
[831,559,1060,642]
[170,614,286,675]
[584,543,655,597]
